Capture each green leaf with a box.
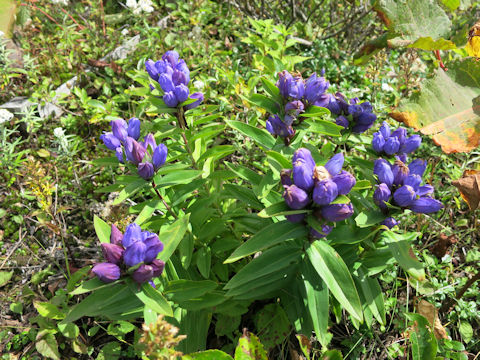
[165,280,218,302]
[36,330,60,360]
[354,267,386,325]
[257,201,310,218]
[300,261,331,347]
[306,241,363,322]
[176,291,227,311]
[382,231,425,280]
[92,156,119,167]
[407,313,438,360]
[225,244,302,291]
[130,281,173,317]
[66,266,91,292]
[354,210,385,228]
[254,304,291,353]
[459,321,473,343]
[113,178,149,205]
[247,93,280,114]
[154,170,203,187]
[441,0,460,10]
[302,119,342,137]
[197,145,235,164]
[260,77,282,104]
[196,247,211,279]
[93,216,110,243]
[223,184,264,210]
[183,350,234,360]
[225,120,275,149]
[235,332,268,360]
[69,277,117,295]
[57,323,79,339]
[0,271,13,287]
[407,37,456,50]
[158,214,190,263]
[224,221,307,263]
[390,58,480,154]
[34,302,65,320]
[300,105,330,118]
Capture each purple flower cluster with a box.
[325,92,377,133]
[266,71,330,138]
[145,50,204,109]
[373,156,443,228]
[282,148,356,238]
[372,122,421,156]
[100,118,167,180]
[92,223,165,285]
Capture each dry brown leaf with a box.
[452,170,480,210]
[416,299,448,339]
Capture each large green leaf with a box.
[382,231,425,280]
[390,58,480,154]
[225,120,275,149]
[183,350,233,360]
[130,282,173,316]
[224,220,307,263]
[158,214,190,263]
[247,93,280,114]
[407,313,438,360]
[234,332,268,360]
[113,177,149,205]
[306,241,363,322]
[354,267,386,326]
[164,280,218,302]
[93,215,110,243]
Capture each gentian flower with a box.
[185,92,204,110]
[283,185,310,209]
[293,158,315,191]
[92,263,121,283]
[321,203,354,222]
[310,224,333,239]
[372,122,421,156]
[393,185,416,207]
[313,179,338,205]
[382,217,398,229]
[101,243,124,265]
[408,197,443,213]
[304,73,329,104]
[373,183,391,210]
[266,115,295,138]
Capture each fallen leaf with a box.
[452,170,480,210]
[416,299,448,339]
[430,234,457,259]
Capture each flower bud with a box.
[155,59,172,75]
[163,91,179,108]
[313,179,338,205]
[127,117,141,140]
[381,217,398,229]
[288,76,305,99]
[335,115,349,128]
[332,170,356,195]
[403,174,421,191]
[132,264,154,284]
[111,119,128,142]
[304,73,329,103]
[101,243,124,265]
[391,159,409,186]
[145,59,159,81]
[175,59,190,78]
[277,70,294,99]
[285,100,304,117]
[124,241,147,267]
[286,213,305,223]
[138,162,154,180]
[393,185,416,207]
[408,159,427,177]
[384,137,400,155]
[92,263,121,283]
[115,147,124,163]
[153,144,168,170]
[409,197,443,214]
[143,234,164,264]
[313,93,331,108]
[325,153,344,176]
[100,132,121,150]
[373,183,391,210]
[174,84,189,103]
[110,224,123,245]
[143,133,157,151]
[372,132,385,153]
[313,166,330,183]
[283,185,310,210]
[310,224,333,238]
[185,92,204,110]
[391,127,407,145]
[401,135,421,154]
[122,223,142,248]
[417,185,434,196]
[172,69,188,86]
[280,169,293,186]
[321,203,354,222]
[162,50,179,66]
[379,121,391,139]
[293,148,316,170]
[397,153,408,164]
[374,159,393,187]
[293,159,314,191]
[159,73,175,93]
[151,259,165,277]
[266,115,294,137]
[125,138,146,165]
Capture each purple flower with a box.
[409,197,443,214]
[151,259,165,277]
[266,115,294,138]
[127,118,141,140]
[101,243,124,265]
[321,203,354,222]
[335,115,349,128]
[277,70,294,99]
[293,158,315,191]
[142,133,157,151]
[379,121,391,139]
[138,162,154,180]
[381,217,398,229]
[122,223,142,248]
[403,174,422,191]
[145,59,159,81]
[325,153,344,176]
[281,169,293,186]
[163,91,179,108]
[125,138,146,165]
[143,234,164,263]
[401,135,421,154]
[285,101,305,119]
[310,224,333,239]
[408,159,427,177]
[313,93,331,108]
[373,183,391,210]
[92,263,121,283]
[174,84,189,103]
[153,144,168,170]
[313,179,338,205]
[372,133,385,153]
[304,73,329,103]
[417,185,434,196]
[115,147,124,163]
[393,185,416,207]
[110,224,123,246]
[349,102,377,133]
[159,73,175,93]
[172,70,188,86]
[124,241,147,267]
[286,213,306,223]
[162,50,180,66]
[100,133,121,151]
[332,170,356,195]
[132,264,154,284]
[185,92,204,110]
[374,159,394,187]
[391,128,407,145]
[283,185,310,209]
[293,148,316,170]
[384,137,401,155]
[111,119,128,142]
[391,160,409,186]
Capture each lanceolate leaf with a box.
[306,241,363,322]
[382,231,425,280]
[158,214,191,263]
[225,120,275,149]
[390,58,480,153]
[93,215,110,243]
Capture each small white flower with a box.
[0,109,14,124]
[193,80,205,90]
[121,28,129,36]
[138,0,154,12]
[52,0,69,5]
[381,83,394,92]
[54,127,65,138]
[125,0,137,8]
[0,31,4,38]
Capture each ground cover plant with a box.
[0,1,479,359]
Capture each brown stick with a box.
[152,180,178,219]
